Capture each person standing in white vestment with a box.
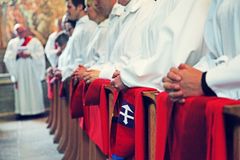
[4,24,46,116]
[163,0,240,102]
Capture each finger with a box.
[86,69,93,73]
[162,76,172,83]
[72,71,78,76]
[118,83,127,91]
[169,97,185,103]
[167,71,181,82]
[163,82,181,91]
[72,71,77,75]
[82,71,89,77]
[110,79,118,88]
[168,90,184,99]
[178,63,190,70]
[86,79,91,84]
[170,97,181,102]
[112,72,120,78]
[89,77,97,83]
[178,98,186,104]
[169,67,180,74]
[112,83,118,89]
[83,74,90,81]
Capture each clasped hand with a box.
[162,64,204,103]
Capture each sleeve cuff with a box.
[201,72,217,96]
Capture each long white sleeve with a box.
[3,38,19,81]
[44,32,59,67]
[27,38,46,80]
[200,0,240,99]
[206,55,240,93]
[119,0,211,91]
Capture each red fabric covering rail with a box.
[69,78,88,118]
[205,98,240,160]
[155,93,240,160]
[111,87,156,159]
[83,79,111,155]
[99,82,119,156]
[85,79,111,106]
[155,92,174,160]
[46,76,54,99]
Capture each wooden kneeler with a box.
[46,92,54,128]
[62,79,79,160]
[53,81,63,143]
[57,97,70,153]
[224,105,240,160]
[49,80,60,135]
[57,79,71,153]
[105,85,117,138]
[142,91,159,160]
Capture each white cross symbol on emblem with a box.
[120,104,134,125]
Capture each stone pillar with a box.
[0,74,15,113]
[0,49,6,73]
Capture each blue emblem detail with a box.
[118,101,134,128]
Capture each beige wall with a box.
[0,0,66,49]
[0,0,66,73]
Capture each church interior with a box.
[1,0,240,160]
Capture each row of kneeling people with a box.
[4,0,240,159]
[45,0,240,159]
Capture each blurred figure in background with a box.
[4,23,46,116]
[55,0,97,81]
[64,19,76,36]
[45,17,64,68]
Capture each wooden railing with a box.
[46,80,240,160]
[142,91,158,160]
[224,105,240,160]
[46,79,106,160]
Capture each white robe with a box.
[4,37,46,115]
[195,0,240,99]
[107,3,125,58]
[58,15,97,81]
[117,0,211,90]
[84,19,110,69]
[98,0,157,79]
[44,31,60,68]
[84,3,125,70]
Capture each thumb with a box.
[112,70,120,78]
[178,63,191,70]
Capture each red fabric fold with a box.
[69,79,88,118]
[46,75,54,99]
[156,95,217,160]
[85,79,110,106]
[206,98,240,160]
[99,85,119,156]
[155,92,173,160]
[83,79,111,155]
[156,94,240,160]
[135,88,157,160]
[58,81,65,97]
[111,87,155,159]
[170,96,218,160]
